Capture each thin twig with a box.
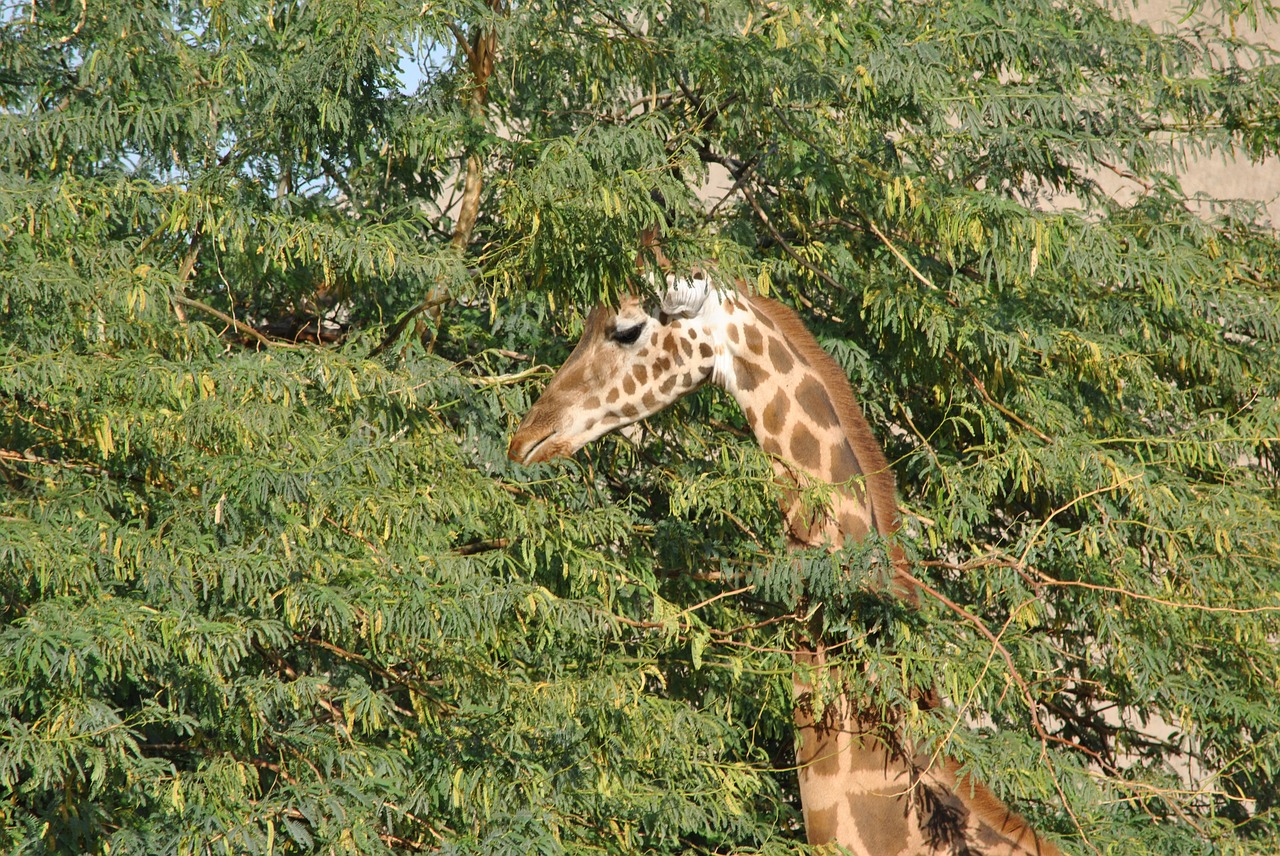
[676,584,756,620]
[323,514,386,559]
[0,448,109,477]
[295,633,437,707]
[369,293,452,357]
[903,571,1097,852]
[252,640,349,735]
[741,183,846,294]
[923,602,1021,778]
[1016,474,1142,569]
[1036,573,1280,616]
[55,0,86,44]
[612,586,755,633]
[172,295,289,349]
[921,554,1280,616]
[709,612,795,638]
[466,364,552,388]
[949,353,1053,444]
[863,217,939,292]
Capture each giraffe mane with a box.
[742,294,900,538]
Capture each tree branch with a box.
[374,5,503,358]
[740,181,846,294]
[172,295,291,349]
[902,570,1097,852]
[947,351,1054,444]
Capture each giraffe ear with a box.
[636,226,670,273]
[660,274,711,319]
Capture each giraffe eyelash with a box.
[611,323,645,345]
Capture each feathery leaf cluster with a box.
[2,0,1279,853]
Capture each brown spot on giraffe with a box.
[853,789,912,856]
[744,324,765,355]
[830,442,861,485]
[805,805,839,845]
[839,508,871,542]
[763,388,790,436]
[632,365,648,384]
[790,422,822,470]
[734,356,762,392]
[768,336,795,373]
[797,376,838,429]
[805,729,844,778]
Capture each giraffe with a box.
[507,261,1062,856]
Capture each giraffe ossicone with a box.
[508,266,1063,856]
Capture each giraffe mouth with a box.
[508,429,557,465]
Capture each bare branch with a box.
[172,294,291,349]
[903,571,1098,853]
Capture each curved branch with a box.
[172,295,290,349]
[741,182,846,294]
[55,0,87,44]
[902,570,1097,853]
[374,5,503,357]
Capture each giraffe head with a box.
[508,274,728,464]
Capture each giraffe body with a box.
[509,274,1060,856]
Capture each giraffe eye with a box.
[611,322,645,346]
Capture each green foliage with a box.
[3,0,1280,854]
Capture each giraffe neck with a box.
[705,293,1058,856]
[706,293,898,551]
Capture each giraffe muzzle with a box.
[508,422,566,465]
[507,428,540,464]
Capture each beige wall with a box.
[697,6,1280,227]
[1133,1,1280,225]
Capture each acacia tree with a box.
[2,0,1279,854]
